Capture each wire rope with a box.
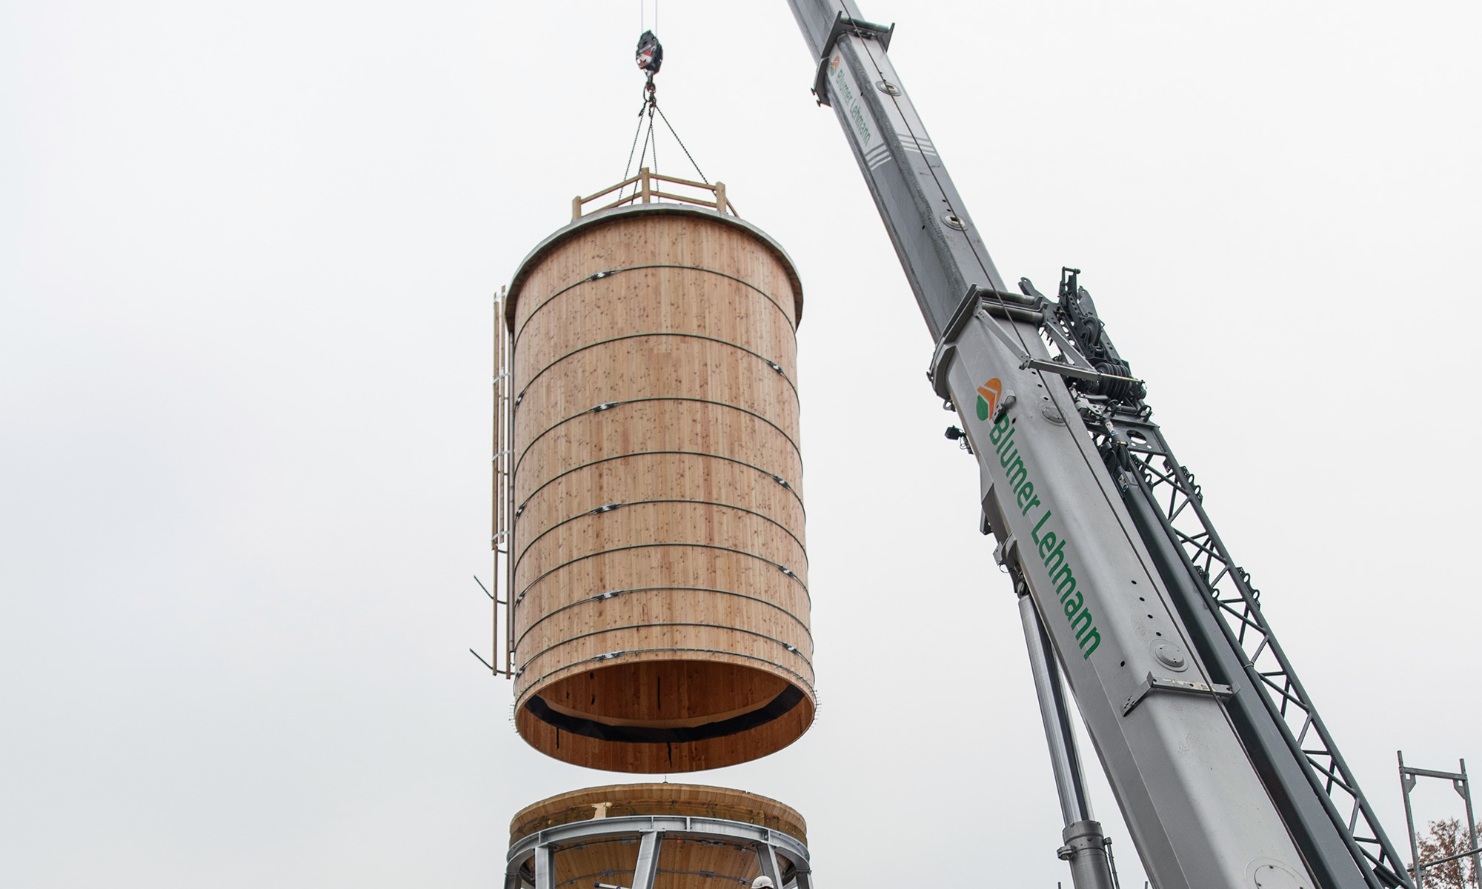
[622,2,716,199]
[648,109,657,176]
[622,104,657,203]
[639,0,658,35]
[621,103,647,182]
[654,103,708,185]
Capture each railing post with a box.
[569,174,736,218]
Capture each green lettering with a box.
[1045,538,1067,577]
[989,412,1011,446]
[1080,627,1101,659]
[1037,530,1057,561]
[1054,564,1076,601]
[1071,608,1093,640]
[1005,455,1028,490]
[1031,509,1053,545]
[996,426,1016,457]
[973,402,1103,659]
[1063,590,1083,618]
[1017,482,1036,514]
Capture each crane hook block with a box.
[636,31,663,76]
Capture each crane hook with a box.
[636,30,663,104]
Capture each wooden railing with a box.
[572,167,735,220]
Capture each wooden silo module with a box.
[505,203,812,773]
[507,784,808,889]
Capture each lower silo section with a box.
[505,784,812,889]
[504,201,813,772]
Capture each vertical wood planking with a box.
[502,205,813,773]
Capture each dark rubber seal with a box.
[526,684,806,743]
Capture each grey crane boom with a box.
[783,2,1412,887]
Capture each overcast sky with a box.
[4,1,1480,887]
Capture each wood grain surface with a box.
[504,207,814,772]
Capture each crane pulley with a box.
[636,29,663,88]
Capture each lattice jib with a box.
[1087,411,1414,888]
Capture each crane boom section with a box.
[785,0,1005,341]
[783,2,1375,887]
[932,301,1318,889]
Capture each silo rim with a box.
[503,203,805,333]
[508,782,809,846]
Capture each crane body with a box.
[783,1,1412,886]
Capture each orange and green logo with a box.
[975,378,1002,421]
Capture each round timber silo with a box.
[504,193,813,773]
[505,784,812,889]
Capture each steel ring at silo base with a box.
[505,814,813,889]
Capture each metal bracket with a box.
[812,13,896,105]
[993,534,1019,569]
[948,284,1145,391]
[507,814,812,889]
[972,294,1103,385]
[928,283,1038,399]
[1035,317,1102,377]
[1122,673,1234,716]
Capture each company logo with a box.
[977,377,1102,661]
[975,378,1002,421]
[831,54,841,73]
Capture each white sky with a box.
[4,1,1480,887]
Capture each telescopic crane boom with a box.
[783,2,1413,887]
